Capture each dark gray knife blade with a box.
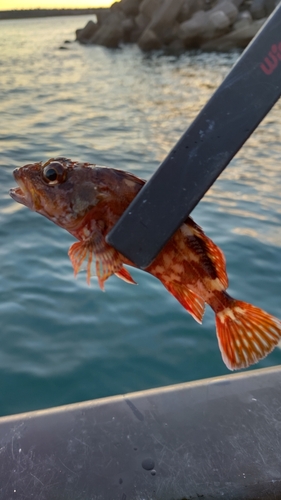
[107,3,281,268]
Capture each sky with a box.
[0,0,112,9]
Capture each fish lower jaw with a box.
[9,185,36,211]
[10,187,28,205]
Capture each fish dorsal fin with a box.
[164,282,205,324]
[182,218,228,289]
[115,267,137,284]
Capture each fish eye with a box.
[42,162,67,185]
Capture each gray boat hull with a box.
[1,366,281,499]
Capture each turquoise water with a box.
[0,15,281,417]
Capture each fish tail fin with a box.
[215,300,281,370]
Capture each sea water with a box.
[0,15,280,417]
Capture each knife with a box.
[107,3,281,269]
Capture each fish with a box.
[10,157,281,370]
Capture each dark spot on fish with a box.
[187,235,217,279]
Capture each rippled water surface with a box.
[0,16,281,417]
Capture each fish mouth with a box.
[9,169,35,210]
[9,186,26,203]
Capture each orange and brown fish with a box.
[10,157,281,370]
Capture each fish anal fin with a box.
[164,282,205,324]
[115,267,137,285]
[216,300,281,370]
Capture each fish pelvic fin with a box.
[164,282,205,324]
[216,300,281,370]
[115,267,137,285]
[68,238,123,291]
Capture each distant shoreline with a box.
[0,8,108,21]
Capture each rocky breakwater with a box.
[75,0,280,52]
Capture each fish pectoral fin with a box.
[68,241,89,278]
[68,233,123,291]
[164,282,205,324]
[115,267,137,285]
[216,300,281,370]
[95,245,123,291]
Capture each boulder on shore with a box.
[201,17,266,50]
[75,20,99,43]
[90,10,125,47]
[75,0,280,51]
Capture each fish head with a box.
[9,158,112,232]
[10,157,145,235]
